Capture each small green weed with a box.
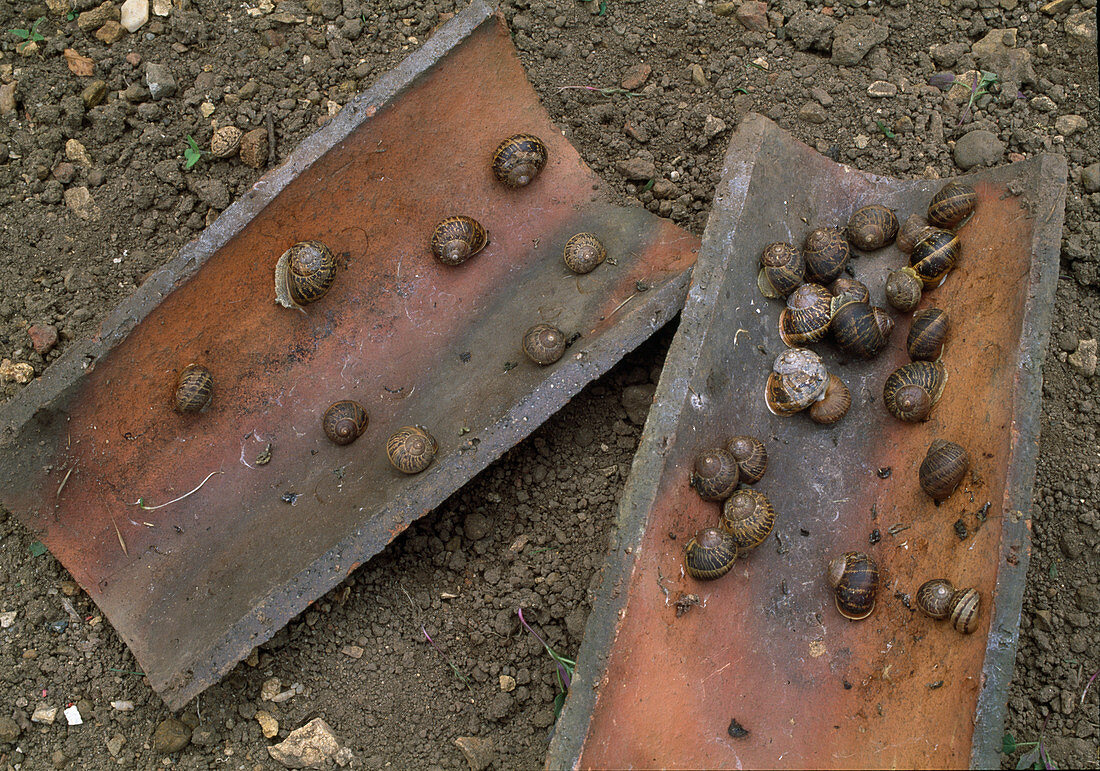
[518,608,576,719]
[1003,717,1058,770]
[876,120,896,140]
[183,135,205,170]
[9,16,46,52]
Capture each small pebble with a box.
[110,700,134,711]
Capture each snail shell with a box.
[690,448,740,501]
[909,229,960,287]
[274,240,337,310]
[779,283,833,346]
[175,364,213,413]
[386,425,438,474]
[829,296,893,359]
[885,266,924,312]
[826,551,878,620]
[491,133,548,188]
[830,276,870,305]
[757,241,805,299]
[431,216,488,266]
[322,400,368,446]
[684,527,738,580]
[522,323,567,366]
[907,308,950,361]
[210,125,243,158]
[720,489,776,550]
[896,213,937,255]
[916,578,956,620]
[948,587,981,634]
[847,205,898,251]
[928,182,976,229]
[803,227,850,284]
[883,360,948,422]
[918,438,969,501]
[726,435,767,484]
[765,347,828,417]
[563,232,607,274]
[809,374,851,425]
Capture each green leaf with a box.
[1049,562,1058,579]
[29,541,47,557]
[30,16,46,42]
[598,0,608,15]
[1003,733,1017,754]
[1017,746,1041,770]
[553,690,566,720]
[9,28,30,40]
[641,178,655,193]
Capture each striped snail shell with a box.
[522,323,567,366]
[175,364,213,413]
[322,400,368,446]
[883,361,947,422]
[765,347,828,417]
[948,587,981,634]
[386,425,438,474]
[689,448,740,501]
[210,126,243,158]
[896,213,937,255]
[916,578,956,619]
[907,308,950,361]
[720,489,776,550]
[563,232,607,274]
[847,205,898,251]
[431,216,488,266]
[826,551,878,621]
[684,527,738,580]
[918,439,969,501]
[726,435,767,484]
[803,227,850,284]
[757,241,805,299]
[274,240,337,310]
[885,266,924,312]
[491,133,548,188]
[809,374,851,425]
[830,276,870,305]
[779,283,833,346]
[829,296,893,359]
[909,229,960,287]
[928,182,976,229]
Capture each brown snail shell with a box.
[883,360,947,422]
[175,364,213,413]
[948,587,981,634]
[928,182,976,229]
[830,277,870,305]
[896,213,937,254]
[684,527,738,580]
[765,347,828,417]
[826,551,878,620]
[491,133,547,188]
[885,266,924,312]
[210,125,243,159]
[431,216,488,266]
[726,435,767,485]
[720,489,776,550]
[322,400,368,446]
[916,578,956,620]
[918,439,969,501]
[757,241,805,298]
[386,425,438,474]
[847,205,898,251]
[563,232,607,274]
[809,374,851,425]
[522,323,567,366]
[779,283,833,346]
[690,448,740,501]
[829,296,893,359]
[274,240,337,310]
[908,308,950,361]
[909,229,960,287]
[803,227,850,284]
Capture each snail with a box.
[210,126,243,159]
[765,347,828,417]
[809,374,851,425]
[779,283,833,346]
[522,323,567,366]
[690,448,740,501]
[684,527,739,580]
[946,587,981,634]
[896,213,936,254]
[175,364,213,413]
[802,227,850,284]
[928,182,976,229]
[491,133,548,188]
[757,241,805,299]
[430,216,488,266]
[274,240,337,310]
[918,439,969,501]
[386,425,438,474]
[885,267,924,312]
[322,400,369,446]
[826,551,878,620]
[907,308,950,361]
[916,579,981,634]
[909,229,959,287]
[726,435,767,484]
[829,295,893,359]
[830,276,870,305]
[847,204,898,251]
[883,360,947,422]
[563,232,607,274]
[720,489,776,550]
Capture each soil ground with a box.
[0,0,1097,768]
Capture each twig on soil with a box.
[557,84,637,98]
[56,466,74,499]
[133,470,224,510]
[401,586,470,686]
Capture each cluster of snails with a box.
[764,347,851,425]
[916,578,981,634]
[682,436,774,580]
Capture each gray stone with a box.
[145,63,177,101]
[1055,114,1088,136]
[106,734,125,757]
[1066,9,1097,48]
[971,28,1017,59]
[1081,163,1100,194]
[689,63,708,88]
[1068,339,1097,376]
[735,1,769,32]
[703,115,727,141]
[929,42,969,68]
[0,716,20,743]
[621,383,657,425]
[953,130,1004,170]
[831,17,889,66]
[153,718,191,753]
[268,718,340,769]
[615,157,657,180]
[798,101,828,124]
[867,80,898,98]
[1030,95,1057,112]
[783,10,835,52]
